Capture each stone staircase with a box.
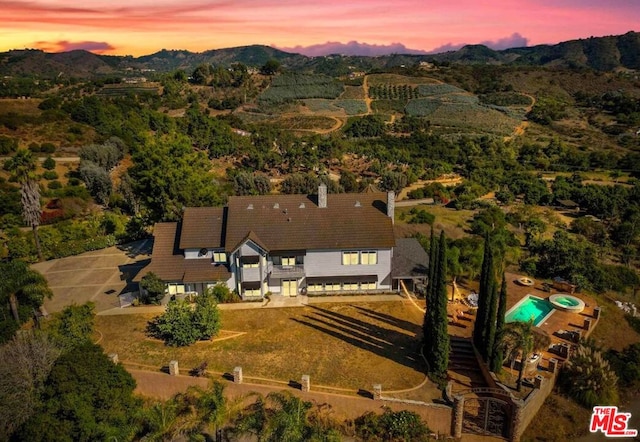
[448,336,486,394]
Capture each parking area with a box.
[31,239,152,315]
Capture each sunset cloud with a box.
[34,40,116,54]
[0,0,638,56]
[276,41,428,57]
[429,33,529,54]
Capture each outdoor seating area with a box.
[461,292,478,308]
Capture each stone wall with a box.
[516,371,557,440]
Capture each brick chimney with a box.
[318,183,327,208]
[387,191,395,223]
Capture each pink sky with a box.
[1,0,638,56]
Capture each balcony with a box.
[270,264,305,279]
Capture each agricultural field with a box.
[366,73,440,86]
[340,85,366,99]
[416,83,467,96]
[301,99,341,113]
[404,87,521,136]
[97,84,160,96]
[371,99,406,114]
[368,84,419,100]
[334,99,367,115]
[259,73,344,104]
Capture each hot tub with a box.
[549,293,585,313]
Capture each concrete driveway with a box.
[31,239,151,315]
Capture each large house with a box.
[135,184,428,300]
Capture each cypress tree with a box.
[423,227,438,349]
[490,273,508,372]
[485,277,498,363]
[429,231,450,379]
[473,235,492,352]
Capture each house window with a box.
[213,252,227,263]
[343,282,358,291]
[242,281,261,297]
[307,283,323,293]
[243,288,260,297]
[326,283,341,291]
[361,251,377,265]
[282,256,295,266]
[241,256,259,268]
[342,251,359,265]
[361,282,377,290]
[167,283,185,295]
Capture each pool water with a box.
[554,296,579,307]
[505,295,555,326]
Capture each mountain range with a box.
[1,32,638,78]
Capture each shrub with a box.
[79,161,112,205]
[559,344,619,408]
[42,170,58,180]
[40,142,56,153]
[46,181,62,190]
[139,272,166,305]
[354,408,430,442]
[42,156,56,171]
[149,291,221,346]
[408,208,435,225]
[0,136,18,155]
[206,284,239,303]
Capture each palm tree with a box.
[0,260,53,323]
[501,320,551,391]
[233,391,316,442]
[141,401,181,442]
[4,149,43,261]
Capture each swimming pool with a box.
[505,295,555,326]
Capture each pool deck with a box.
[503,272,599,376]
[447,272,599,385]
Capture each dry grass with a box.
[340,86,366,100]
[590,295,640,352]
[521,393,592,441]
[394,205,475,240]
[96,301,428,392]
[0,98,43,115]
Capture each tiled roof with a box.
[134,222,230,283]
[151,222,180,257]
[179,207,225,249]
[391,238,429,279]
[224,192,395,252]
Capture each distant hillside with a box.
[132,45,308,72]
[0,32,638,78]
[0,49,116,78]
[502,31,640,70]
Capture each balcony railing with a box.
[270,264,305,278]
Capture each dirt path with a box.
[504,93,536,142]
[363,75,372,115]
[397,176,463,200]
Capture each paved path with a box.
[98,293,407,315]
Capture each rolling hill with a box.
[1,32,638,79]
